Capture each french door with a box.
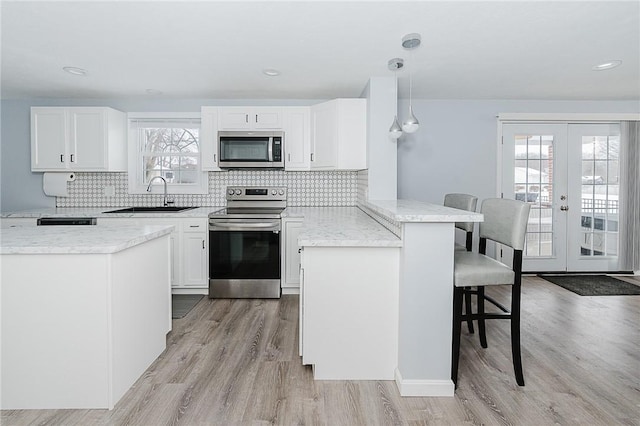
[502,122,621,272]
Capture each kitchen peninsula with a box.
[0,224,174,409]
[286,200,483,397]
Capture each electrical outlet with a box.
[104,186,115,197]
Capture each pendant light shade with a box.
[402,106,419,133]
[389,115,403,139]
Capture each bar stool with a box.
[443,193,478,252]
[444,193,478,333]
[451,198,530,387]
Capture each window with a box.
[128,113,208,194]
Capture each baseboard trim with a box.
[281,287,300,295]
[394,369,454,397]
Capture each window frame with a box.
[127,112,208,195]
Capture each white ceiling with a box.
[2,1,639,101]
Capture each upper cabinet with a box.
[218,107,283,130]
[310,99,367,171]
[31,107,127,172]
[200,106,222,171]
[283,107,311,171]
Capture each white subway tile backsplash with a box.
[57,170,363,208]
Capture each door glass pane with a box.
[516,135,553,258]
[579,136,619,258]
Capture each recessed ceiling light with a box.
[145,89,163,95]
[592,60,622,71]
[62,66,88,76]
[262,69,280,77]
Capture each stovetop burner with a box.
[209,207,284,219]
[208,186,287,220]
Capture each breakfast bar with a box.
[286,201,483,396]
[0,225,174,409]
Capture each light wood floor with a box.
[2,275,639,425]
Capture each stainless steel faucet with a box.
[146,176,173,207]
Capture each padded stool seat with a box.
[454,251,515,287]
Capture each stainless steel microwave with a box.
[218,131,284,169]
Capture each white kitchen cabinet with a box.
[31,107,127,171]
[299,245,399,379]
[281,218,303,292]
[283,107,311,171]
[218,107,283,130]
[99,217,208,290]
[310,99,367,170]
[182,219,208,286]
[200,106,222,171]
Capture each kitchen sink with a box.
[103,206,198,213]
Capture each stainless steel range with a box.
[208,186,287,299]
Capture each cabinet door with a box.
[183,233,208,286]
[219,107,283,130]
[253,107,282,129]
[283,108,310,171]
[219,107,252,130]
[31,108,68,170]
[310,101,338,169]
[200,107,222,171]
[283,220,303,288]
[69,108,107,170]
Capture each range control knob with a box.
[235,189,242,195]
[271,189,277,195]
[279,189,285,195]
[227,189,235,195]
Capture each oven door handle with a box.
[209,221,281,232]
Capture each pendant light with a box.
[401,33,421,134]
[388,58,404,140]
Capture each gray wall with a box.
[0,98,320,212]
[396,99,640,206]
[2,97,638,212]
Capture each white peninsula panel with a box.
[1,225,173,410]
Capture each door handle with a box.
[70,154,75,163]
[60,154,64,163]
[560,206,569,211]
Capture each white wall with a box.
[363,76,398,200]
[396,99,640,205]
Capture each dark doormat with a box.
[538,274,640,296]
[172,295,204,319]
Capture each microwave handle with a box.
[268,138,273,162]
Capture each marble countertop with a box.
[282,207,402,248]
[1,206,222,219]
[363,199,483,223]
[0,225,175,254]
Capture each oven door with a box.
[208,218,281,298]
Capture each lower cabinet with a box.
[299,245,400,380]
[281,218,303,293]
[181,219,208,286]
[98,217,208,290]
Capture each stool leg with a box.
[464,287,474,333]
[511,284,525,386]
[477,286,488,348]
[451,286,464,388]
